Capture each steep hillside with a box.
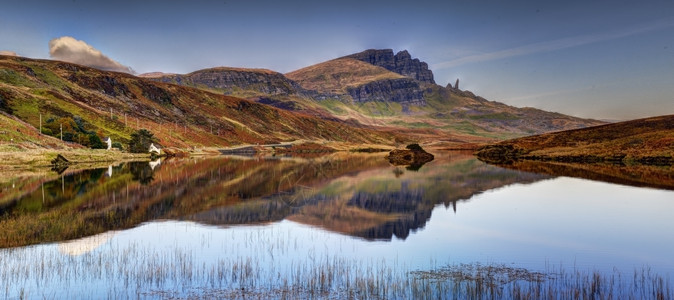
[286,58,424,105]
[286,49,604,139]
[285,58,404,94]
[343,49,435,84]
[0,55,401,150]
[141,67,304,98]
[476,114,674,165]
[0,111,69,151]
[140,67,332,114]
[138,49,603,140]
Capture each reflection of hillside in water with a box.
[188,153,550,241]
[0,153,391,247]
[1,152,549,247]
[346,183,430,240]
[482,160,674,191]
[293,155,548,241]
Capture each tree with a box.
[128,129,157,153]
[88,133,105,149]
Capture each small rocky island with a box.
[386,144,435,170]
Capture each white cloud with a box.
[433,19,674,70]
[0,50,18,56]
[49,36,134,73]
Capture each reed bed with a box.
[1,241,670,299]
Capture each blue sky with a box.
[1,0,673,120]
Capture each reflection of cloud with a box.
[434,19,674,69]
[49,36,134,73]
[0,50,18,56]
[58,231,117,256]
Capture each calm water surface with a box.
[0,152,672,298]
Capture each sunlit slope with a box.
[0,55,399,149]
[285,50,605,139]
[286,58,405,94]
[139,49,604,141]
[0,111,71,151]
[477,114,674,164]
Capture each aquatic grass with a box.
[1,238,671,299]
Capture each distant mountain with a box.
[343,49,435,84]
[285,57,425,105]
[476,114,674,165]
[141,67,304,97]
[0,55,401,150]
[287,49,604,138]
[145,49,604,140]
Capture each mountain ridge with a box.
[342,49,435,84]
[1,48,608,154]
[144,49,604,139]
[0,55,419,151]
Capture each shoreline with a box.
[476,144,674,166]
[0,148,152,169]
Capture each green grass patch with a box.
[354,101,402,116]
[29,65,67,90]
[0,69,37,88]
[469,112,520,121]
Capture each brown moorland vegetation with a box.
[285,58,404,94]
[476,114,674,165]
[0,55,404,151]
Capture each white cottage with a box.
[103,137,112,150]
[149,143,161,155]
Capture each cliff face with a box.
[345,49,435,84]
[150,68,305,96]
[347,78,425,105]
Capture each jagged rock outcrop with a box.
[347,78,425,105]
[147,68,305,96]
[345,49,435,84]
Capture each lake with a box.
[1,152,672,299]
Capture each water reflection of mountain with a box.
[0,154,391,247]
[186,153,550,241]
[347,183,428,240]
[0,152,549,247]
[290,156,549,241]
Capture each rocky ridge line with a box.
[344,49,435,84]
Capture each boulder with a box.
[385,144,435,170]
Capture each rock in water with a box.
[385,144,435,170]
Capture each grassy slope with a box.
[286,58,404,94]
[0,111,148,168]
[0,55,400,151]
[286,59,603,140]
[477,114,674,163]
[138,53,604,143]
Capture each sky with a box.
[1,0,673,120]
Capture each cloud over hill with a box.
[49,36,134,74]
[0,50,18,56]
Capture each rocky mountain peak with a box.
[344,49,435,85]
